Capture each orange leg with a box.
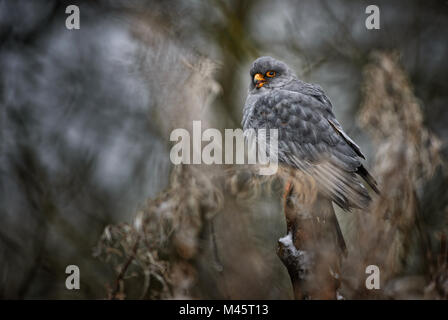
[283,181,293,204]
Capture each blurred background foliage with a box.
[0,0,447,299]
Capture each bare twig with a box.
[111,235,141,300]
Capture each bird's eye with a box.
[266,71,276,77]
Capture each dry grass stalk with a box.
[341,51,445,299]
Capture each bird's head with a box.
[249,56,295,91]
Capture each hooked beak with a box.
[253,73,266,88]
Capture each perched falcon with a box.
[242,56,379,250]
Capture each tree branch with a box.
[277,185,343,299]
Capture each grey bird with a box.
[242,56,379,251]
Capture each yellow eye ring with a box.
[266,71,276,77]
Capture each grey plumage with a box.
[242,56,378,211]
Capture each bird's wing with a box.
[284,81,367,159]
[280,81,379,192]
[246,89,372,210]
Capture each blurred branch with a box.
[319,0,364,65]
